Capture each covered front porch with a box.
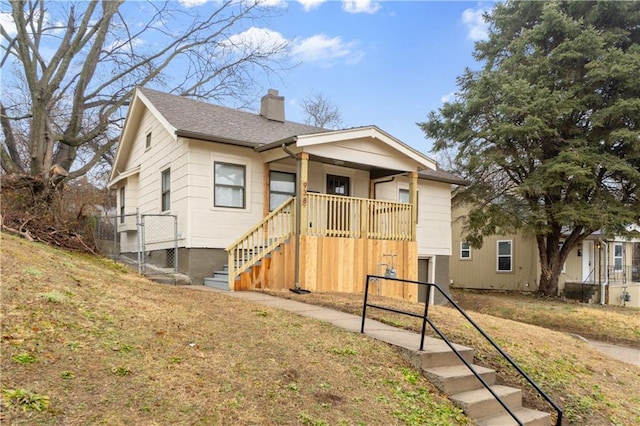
[226,126,431,302]
[563,238,640,307]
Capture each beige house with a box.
[108,88,466,302]
[451,204,640,307]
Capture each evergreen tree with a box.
[421,1,640,295]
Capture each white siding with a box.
[186,140,265,248]
[374,177,452,256]
[117,107,190,249]
[303,138,422,171]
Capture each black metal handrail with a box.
[361,274,563,426]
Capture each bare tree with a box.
[0,0,288,187]
[300,91,343,129]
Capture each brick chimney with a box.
[260,89,285,122]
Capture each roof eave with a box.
[420,175,470,186]
[175,130,257,148]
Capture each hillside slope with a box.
[1,234,467,425]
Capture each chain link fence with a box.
[94,212,177,275]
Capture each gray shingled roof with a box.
[419,167,469,186]
[139,87,329,147]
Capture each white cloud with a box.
[255,0,288,7]
[342,0,381,14]
[226,27,288,53]
[291,34,362,66]
[440,92,456,104]
[178,0,208,8]
[462,8,489,41]
[0,12,17,36]
[297,0,327,11]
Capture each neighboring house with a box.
[450,204,640,308]
[108,87,466,303]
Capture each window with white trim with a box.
[119,187,125,223]
[270,171,295,211]
[146,132,152,149]
[399,188,419,222]
[214,162,245,208]
[161,169,171,212]
[497,240,513,272]
[613,243,623,271]
[460,242,472,259]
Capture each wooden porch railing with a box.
[225,197,295,288]
[307,193,412,241]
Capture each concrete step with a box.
[450,385,522,419]
[203,277,229,291]
[423,364,496,394]
[476,406,552,426]
[393,338,475,369]
[213,270,228,279]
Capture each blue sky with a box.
[245,0,495,157]
[1,0,494,160]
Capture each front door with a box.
[326,175,350,236]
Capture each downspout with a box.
[372,176,396,198]
[601,240,608,305]
[281,143,304,292]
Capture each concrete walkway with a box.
[183,286,640,367]
[183,286,467,355]
[585,339,640,367]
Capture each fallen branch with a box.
[1,215,35,242]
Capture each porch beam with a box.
[409,171,418,241]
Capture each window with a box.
[614,243,623,271]
[214,162,245,208]
[399,188,419,222]
[119,187,125,223]
[270,171,295,211]
[161,169,171,211]
[497,240,513,272]
[146,132,152,149]
[327,174,349,195]
[460,242,472,259]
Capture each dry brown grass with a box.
[266,290,640,425]
[450,289,640,346]
[1,234,467,425]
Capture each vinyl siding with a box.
[374,177,453,257]
[186,140,264,248]
[450,204,539,291]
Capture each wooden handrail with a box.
[225,197,295,289]
[307,193,412,241]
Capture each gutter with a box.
[255,136,298,153]
[281,143,305,293]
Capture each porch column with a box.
[298,152,309,235]
[294,152,309,290]
[409,171,418,241]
